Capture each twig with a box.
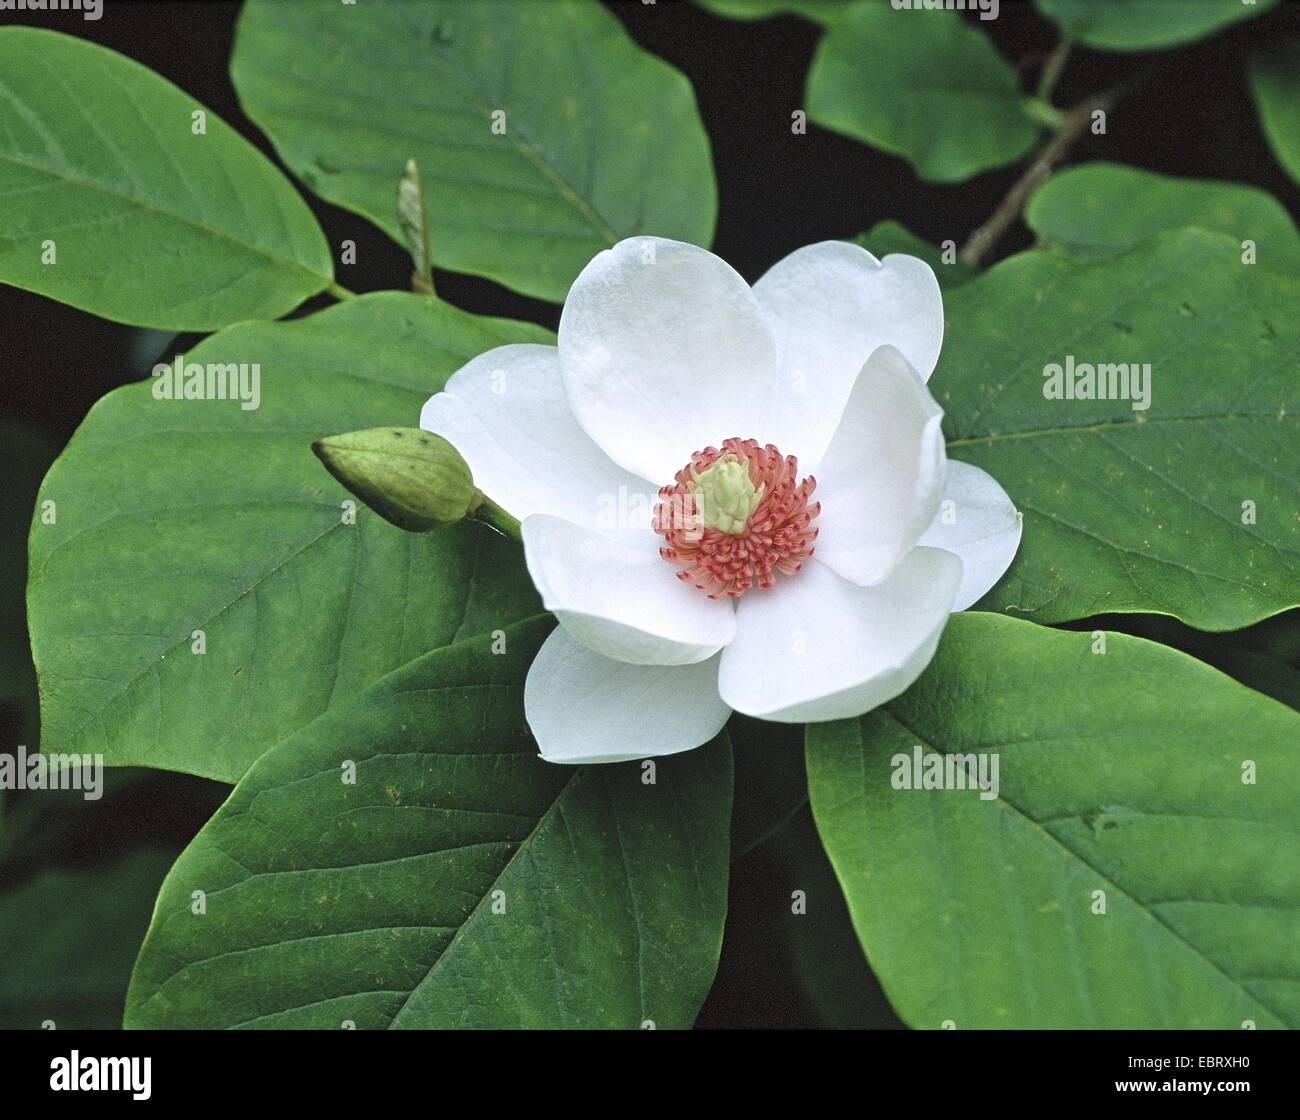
[956,51,1167,271]
[1036,38,1073,102]
[958,89,1117,268]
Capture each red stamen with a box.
[652,437,820,599]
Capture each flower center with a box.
[690,452,765,534]
[652,437,820,599]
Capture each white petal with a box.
[524,627,730,764]
[558,237,780,485]
[718,550,961,723]
[521,514,737,666]
[812,345,947,587]
[918,460,1022,611]
[419,344,655,531]
[753,241,944,470]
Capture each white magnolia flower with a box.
[421,238,1021,764]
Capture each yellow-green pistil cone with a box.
[688,454,765,535]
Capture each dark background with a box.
[1,0,1297,1029]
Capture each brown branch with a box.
[958,90,1117,268]
[957,54,1169,270]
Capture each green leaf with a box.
[1115,611,1300,712]
[0,849,177,1029]
[806,3,1037,183]
[692,0,850,24]
[854,221,974,290]
[0,27,333,331]
[126,619,733,1029]
[807,612,1300,1029]
[1025,163,1300,275]
[1035,0,1275,52]
[230,0,717,303]
[1250,38,1300,188]
[28,293,548,784]
[937,228,1299,629]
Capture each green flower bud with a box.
[312,427,476,532]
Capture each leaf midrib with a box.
[0,147,330,288]
[36,519,347,758]
[390,2,621,246]
[946,411,1297,448]
[387,760,579,1029]
[875,706,1287,1026]
[39,518,525,770]
[125,615,555,1026]
[253,0,620,249]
